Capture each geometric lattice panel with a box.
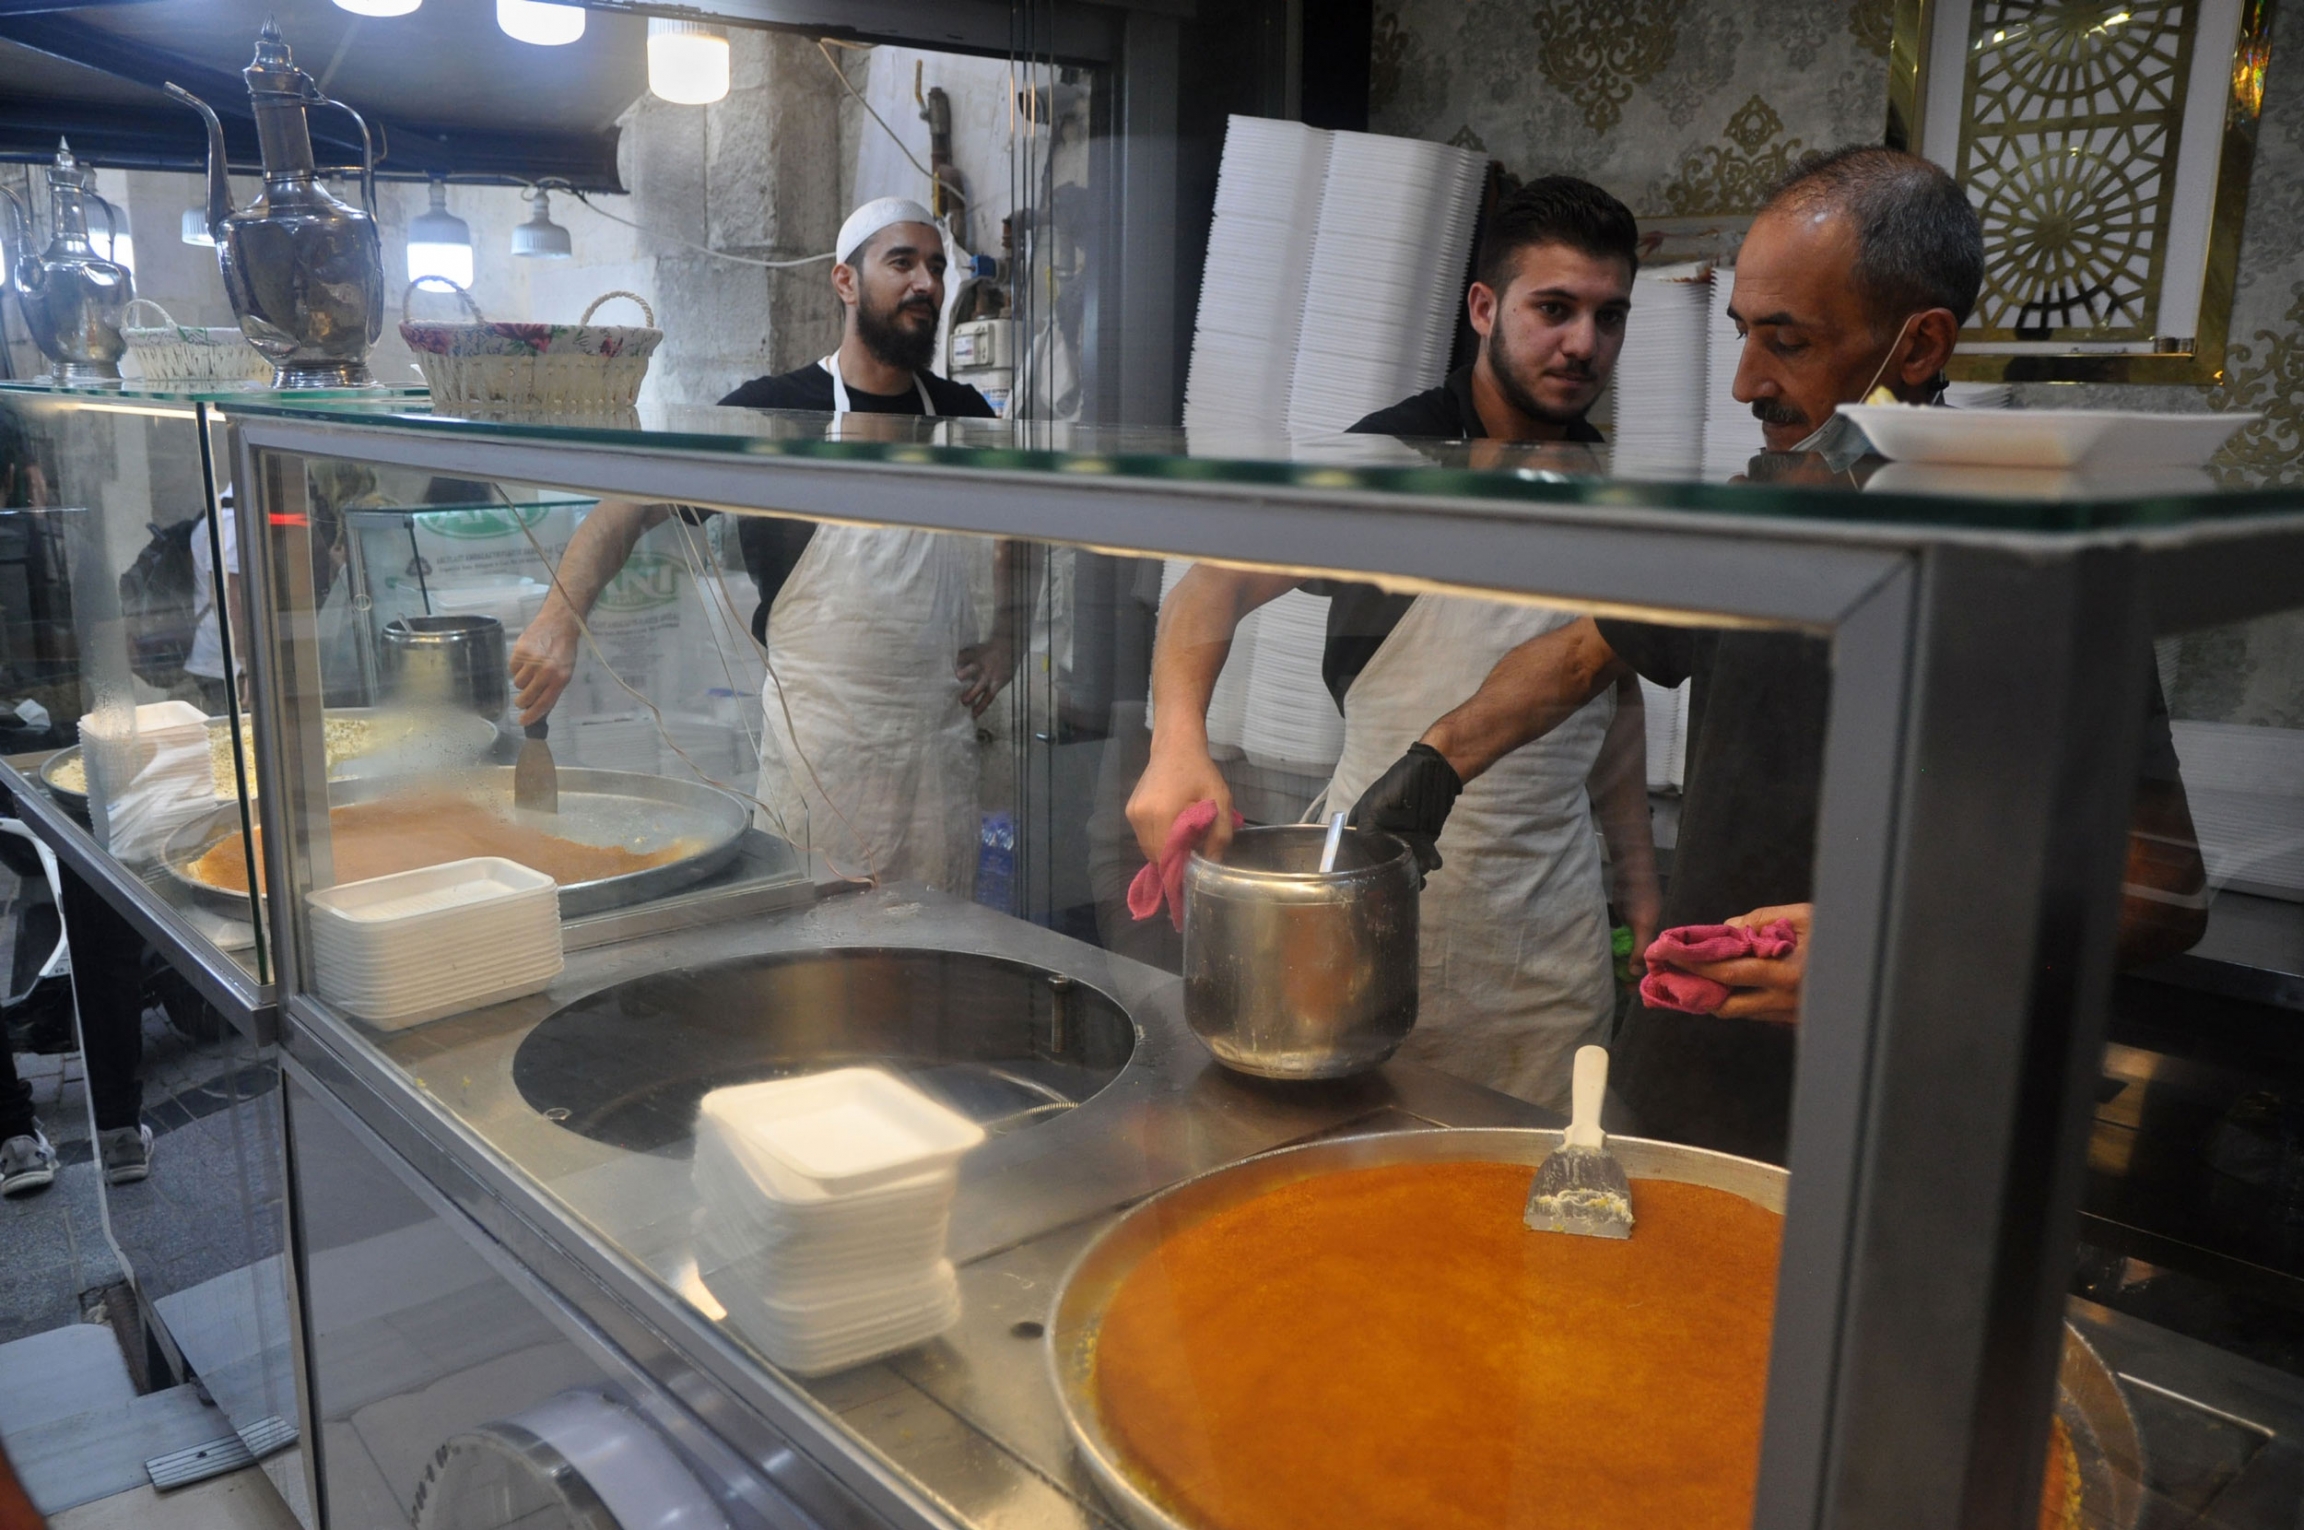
[1955,0,2198,343]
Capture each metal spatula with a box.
[513,718,558,814]
[1524,1045,1633,1239]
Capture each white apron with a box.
[1323,594,1618,1113]
[753,358,982,890]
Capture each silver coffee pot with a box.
[167,21,385,389]
[0,140,134,385]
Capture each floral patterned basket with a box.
[119,299,273,384]
[398,280,662,410]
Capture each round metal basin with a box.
[512,948,1135,1154]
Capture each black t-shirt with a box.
[713,363,995,637]
[1594,616,2185,1164]
[1310,366,1605,706]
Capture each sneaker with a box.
[1,1130,58,1196]
[99,1124,154,1186]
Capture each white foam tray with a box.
[696,1068,985,1198]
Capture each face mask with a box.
[1787,312,1921,471]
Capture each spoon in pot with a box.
[1318,811,1347,873]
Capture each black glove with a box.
[1349,742,1462,882]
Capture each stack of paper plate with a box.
[1184,116,1331,435]
[692,1068,984,1376]
[1287,130,1486,434]
[1241,589,1344,776]
[1611,263,1710,479]
[1700,269,1764,480]
[307,857,563,1029]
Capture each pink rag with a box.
[1638,919,1800,1014]
[1128,800,1243,932]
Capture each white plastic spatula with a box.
[1524,1045,1634,1239]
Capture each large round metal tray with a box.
[1048,1128,2141,1530]
[160,766,749,919]
[40,707,496,821]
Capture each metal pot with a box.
[1182,823,1418,1079]
[380,614,507,720]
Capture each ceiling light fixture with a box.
[497,0,585,46]
[511,186,572,258]
[648,18,730,105]
[406,178,474,288]
[332,0,421,16]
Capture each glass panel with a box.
[2072,595,2304,1528]
[0,384,275,985]
[253,444,1867,1530]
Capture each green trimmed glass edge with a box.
[211,393,2304,536]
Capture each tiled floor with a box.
[48,1467,301,1530]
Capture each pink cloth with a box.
[1128,800,1244,932]
[1638,919,1801,1014]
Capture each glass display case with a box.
[223,393,2304,1530]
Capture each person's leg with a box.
[0,1030,56,1196]
[56,864,151,1182]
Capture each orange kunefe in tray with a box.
[187,796,688,895]
[1094,1161,2081,1530]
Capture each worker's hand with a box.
[509,606,580,725]
[1680,903,1813,1024]
[1618,872,1663,974]
[1348,742,1462,882]
[1127,740,1235,865]
[955,636,1016,719]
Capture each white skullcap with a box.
[836,197,938,264]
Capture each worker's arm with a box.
[958,539,1040,718]
[1125,565,1299,862]
[1417,615,1628,782]
[509,498,671,723]
[1590,671,1662,958]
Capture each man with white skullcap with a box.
[509,196,1021,892]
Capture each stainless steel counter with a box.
[318,883,1557,1527]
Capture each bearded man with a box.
[510,197,1023,892]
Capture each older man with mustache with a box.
[1325,147,2207,1160]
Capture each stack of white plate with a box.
[1287,130,1486,434]
[1611,263,1711,478]
[1943,381,2014,410]
[79,700,216,863]
[307,857,562,1030]
[1149,560,1261,759]
[691,1068,985,1376]
[1240,588,1343,776]
[1184,116,1331,435]
[1700,269,1764,479]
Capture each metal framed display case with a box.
[221,394,2304,1530]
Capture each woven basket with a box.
[399,280,661,410]
[118,299,272,385]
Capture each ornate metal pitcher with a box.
[166,21,385,388]
[0,140,133,385]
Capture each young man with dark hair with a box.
[1126,176,1658,1112]
[1330,147,2205,1160]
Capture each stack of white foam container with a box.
[1611,263,1712,478]
[1240,590,1344,776]
[1286,130,1486,434]
[306,858,563,1029]
[693,1068,986,1376]
[1182,116,1330,440]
